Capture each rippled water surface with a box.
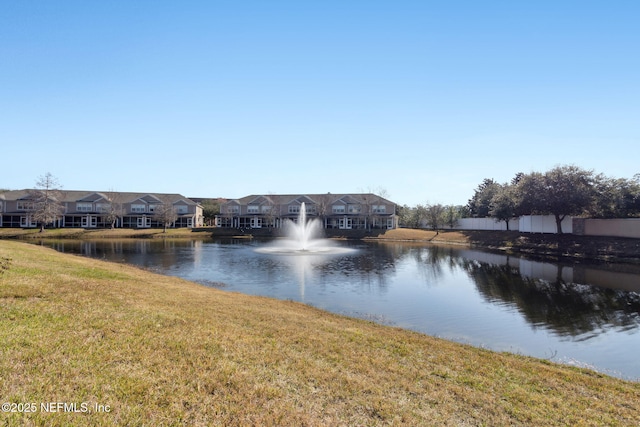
[42,238,640,380]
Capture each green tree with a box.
[397,205,414,228]
[489,184,517,230]
[515,165,596,234]
[467,178,500,217]
[397,204,427,229]
[201,199,221,226]
[444,205,462,229]
[591,175,640,218]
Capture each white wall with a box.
[518,215,572,234]
[454,217,519,231]
[434,215,576,234]
[455,215,640,236]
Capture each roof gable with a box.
[287,195,317,205]
[77,192,109,203]
[247,195,274,205]
[333,195,362,205]
[172,199,194,206]
[143,194,163,203]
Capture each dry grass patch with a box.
[374,229,471,245]
[0,228,200,240]
[1,240,639,426]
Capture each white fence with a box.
[452,215,571,234]
[519,215,572,234]
[437,215,639,237]
[453,217,519,231]
[445,215,640,239]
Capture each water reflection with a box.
[43,239,640,339]
[39,238,640,380]
[257,252,339,301]
[461,257,640,340]
[371,242,640,339]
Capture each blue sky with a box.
[2,1,638,206]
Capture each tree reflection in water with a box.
[460,257,640,339]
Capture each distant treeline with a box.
[399,165,640,234]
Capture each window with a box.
[176,205,188,214]
[261,205,273,214]
[227,205,239,214]
[17,201,34,211]
[288,205,300,214]
[247,205,259,214]
[96,203,110,212]
[20,216,32,227]
[305,204,316,214]
[332,205,345,214]
[372,205,386,214]
[76,202,93,212]
[148,204,160,213]
[348,204,361,214]
[131,204,146,213]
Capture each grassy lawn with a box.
[1,240,639,425]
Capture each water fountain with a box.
[255,202,355,255]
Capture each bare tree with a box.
[103,190,125,229]
[30,172,64,232]
[398,204,427,229]
[153,197,178,232]
[262,194,278,228]
[358,186,388,195]
[314,193,333,229]
[424,203,445,235]
[358,187,391,230]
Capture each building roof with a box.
[225,193,395,206]
[0,190,200,206]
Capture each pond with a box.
[41,238,640,381]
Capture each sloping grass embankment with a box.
[0,227,202,240]
[1,240,639,426]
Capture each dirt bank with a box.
[374,229,640,264]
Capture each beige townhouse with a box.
[216,193,397,230]
[0,190,203,229]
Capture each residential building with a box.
[0,190,203,229]
[216,193,397,230]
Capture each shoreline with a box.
[375,229,640,264]
[2,227,640,264]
